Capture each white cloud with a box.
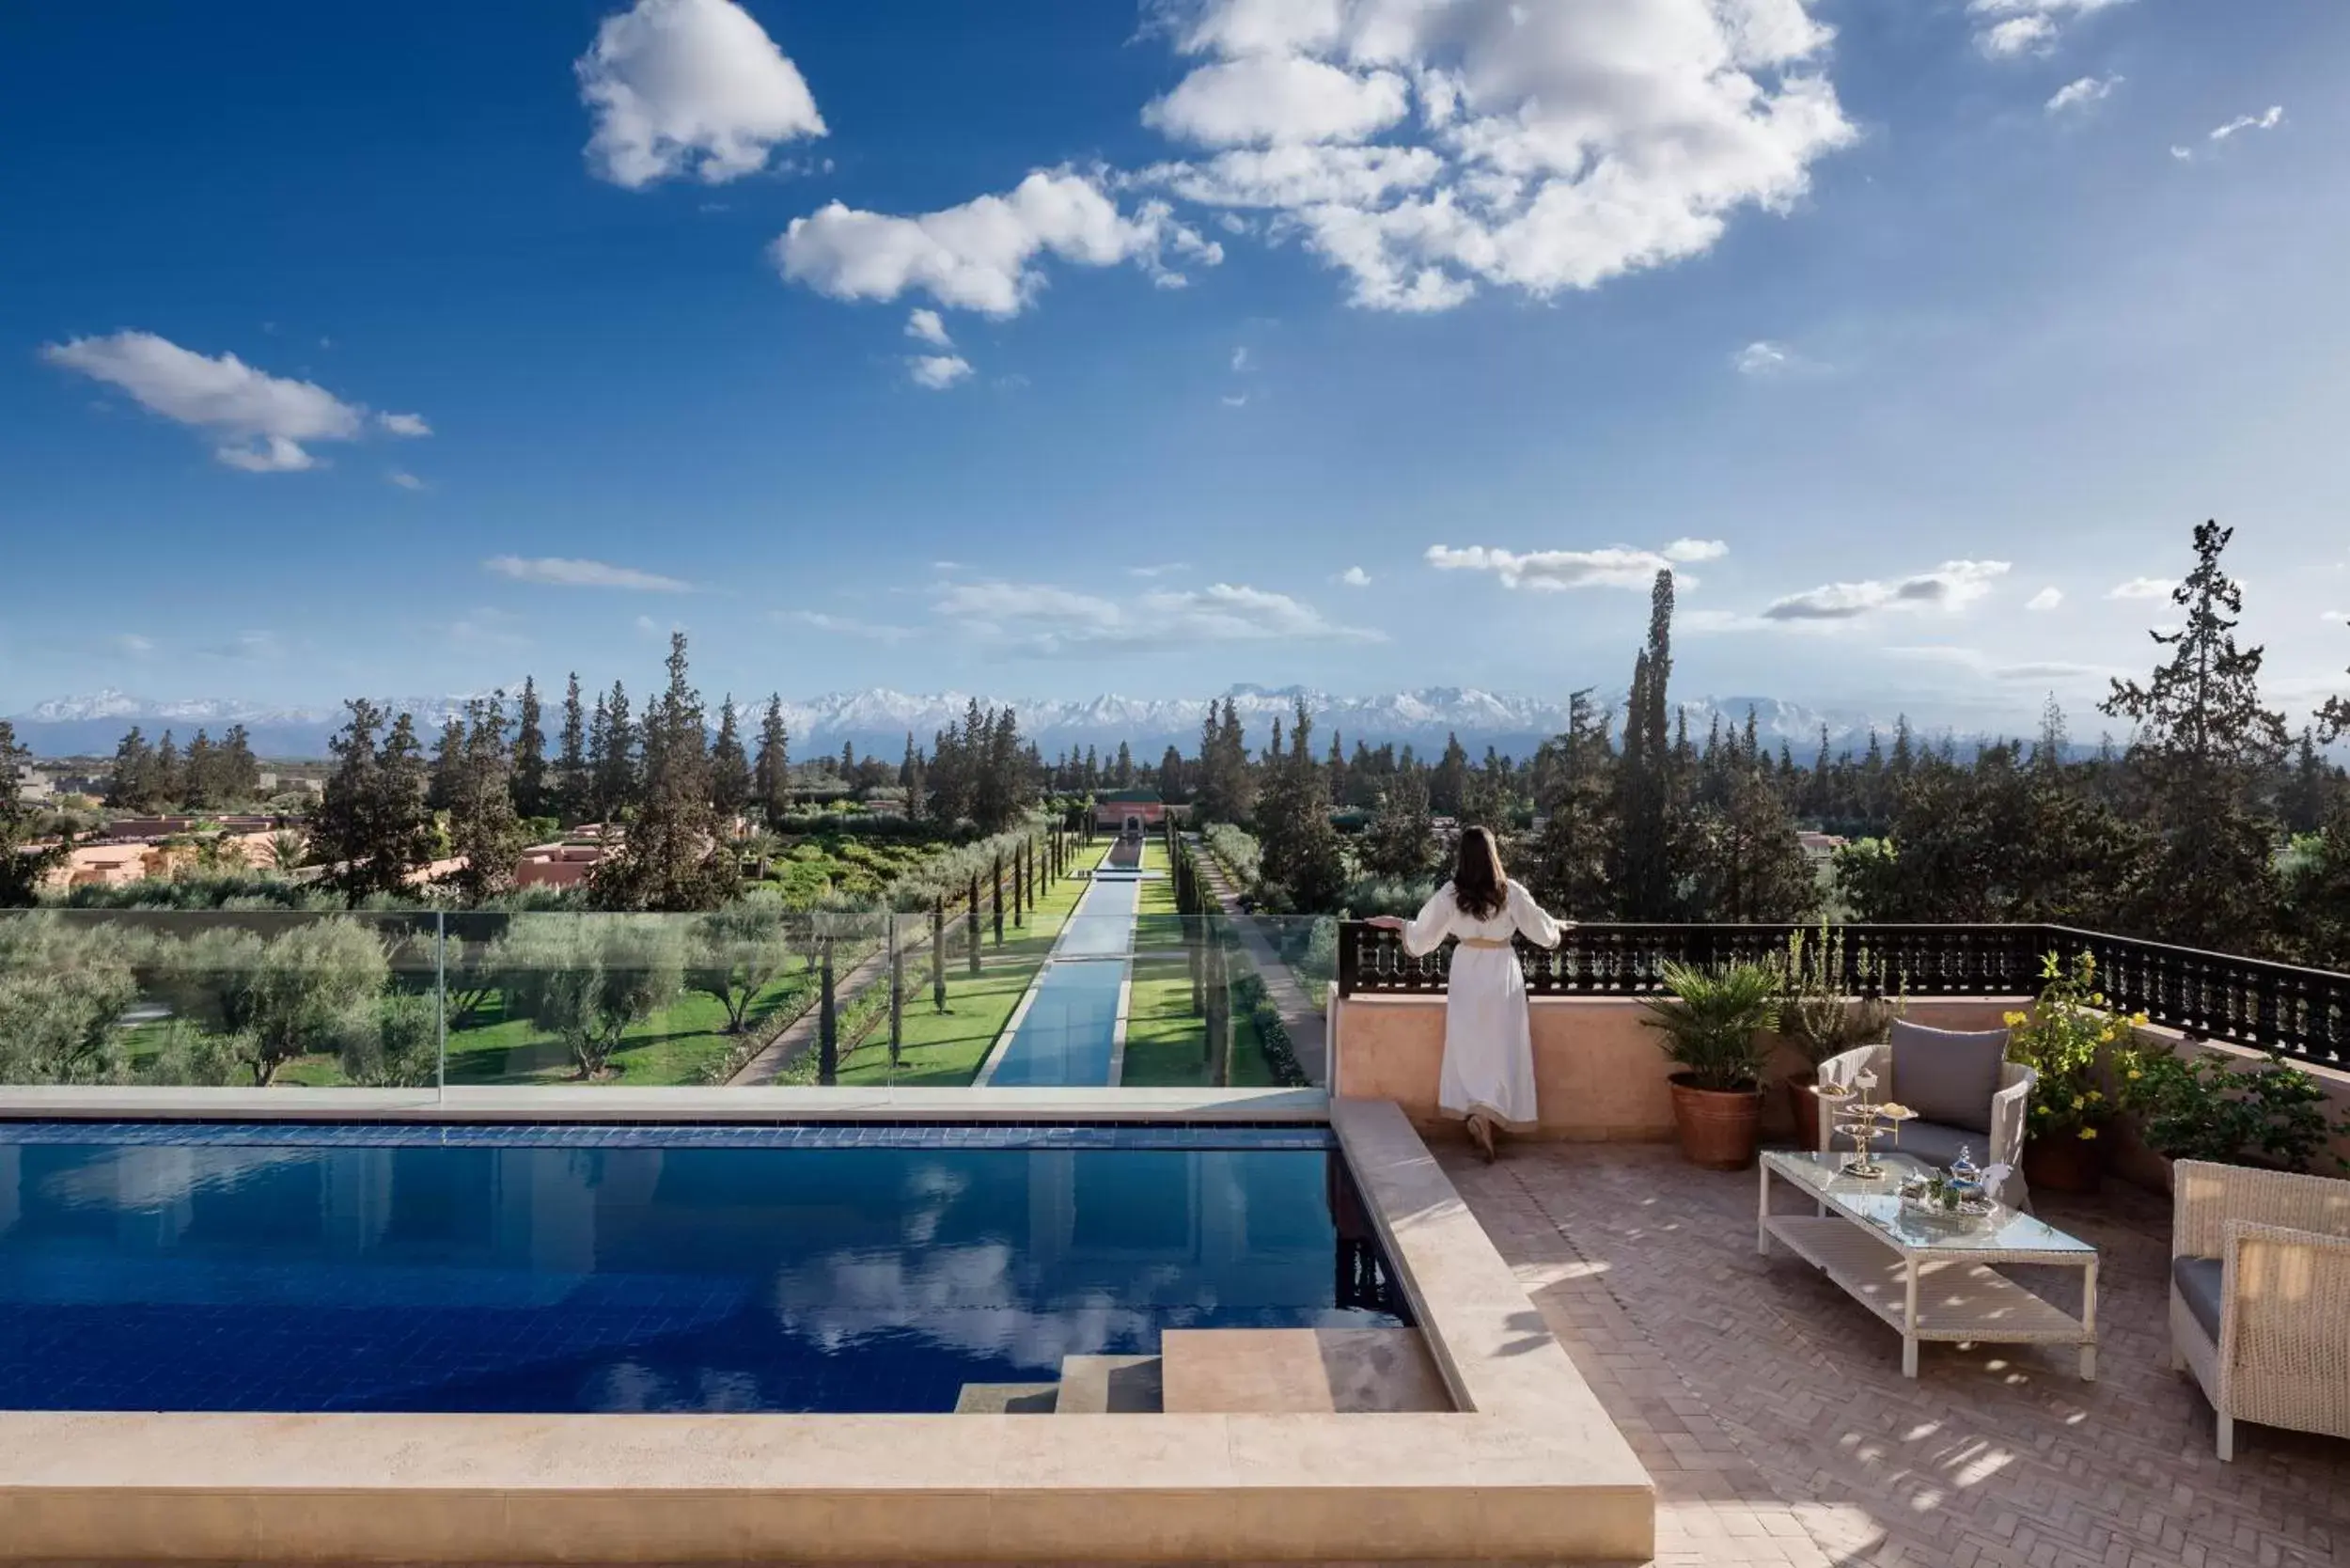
[1128,562,1190,578]
[1143,53,1411,148]
[2209,105,2284,142]
[931,578,1380,655]
[778,610,916,644]
[1136,0,1858,311]
[905,308,954,348]
[484,556,691,591]
[1882,645,2116,681]
[39,330,418,473]
[1733,340,1804,378]
[202,631,285,662]
[2027,587,2064,611]
[377,411,431,437]
[1338,565,1372,588]
[907,353,974,391]
[2170,146,2194,163]
[2107,576,2173,601]
[2045,75,2121,116]
[776,169,1221,318]
[1966,0,2131,60]
[1221,392,1251,407]
[2324,610,2348,624]
[1426,540,1726,591]
[1760,560,2011,620]
[1230,346,1251,371]
[387,470,427,492]
[1976,16,2055,57]
[576,0,824,189]
[113,634,155,656]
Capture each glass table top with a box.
[1763,1151,2095,1257]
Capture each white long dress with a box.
[1399,880,1564,1128]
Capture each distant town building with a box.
[514,826,619,888]
[1797,831,1847,864]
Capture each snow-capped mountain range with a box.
[8,685,1906,761]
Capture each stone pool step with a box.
[952,1381,1059,1414]
[1052,1354,1164,1413]
[1160,1327,1453,1414]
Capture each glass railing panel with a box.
[0,908,440,1089]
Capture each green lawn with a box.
[1136,867,1184,949]
[1116,956,1279,1088]
[831,956,1045,1086]
[825,856,1093,1084]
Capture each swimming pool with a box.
[0,1121,1405,1414]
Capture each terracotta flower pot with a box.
[1669,1074,1764,1170]
[1784,1073,1825,1152]
[2023,1133,2103,1194]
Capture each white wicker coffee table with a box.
[1758,1151,2099,1379]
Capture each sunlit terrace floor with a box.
[1446,1142,2349,1568]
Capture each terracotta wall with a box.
[1329,994,2026,1142]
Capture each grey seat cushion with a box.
[2173,1256,2225,1341]
[1829,1119,1980,1171]
[1888,1019,2011,1134]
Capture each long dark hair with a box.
[1452,826,1508,920]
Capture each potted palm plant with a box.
[1642,959,1783,1169]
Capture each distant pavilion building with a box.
[1092,789,1174,838]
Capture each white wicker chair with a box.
[2169,1159,2350,1460]
[1817,1043,2035,1209]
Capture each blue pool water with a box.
[0,1122,1404,1414]
[984,962,1126,1087]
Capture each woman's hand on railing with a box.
[1363,916,1405,932]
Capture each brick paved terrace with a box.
[1448,1142,2349,1568]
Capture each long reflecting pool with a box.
[0,1122,1405,1413]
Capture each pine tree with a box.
[511,675,548,821]
[556,673,588,823]
[104,727,155,809]
[1158,744,1186,802]
[592,634,732,911]
[220,724,261,801]
[1359,769,1437,881]
[2101,520,2289,949]
[1254,699,1345,910]
[1528,691,1615,917]
[591,681,635,822]
[427,715,466,814]
[151,730,181,808]
[1431,732,1470,818]
[754,694,791,823]
[446,695,524,903]
[710,696,753,822]
[182,729,220,808]
[901,733,927,823]
[313,700,434,902]
[0,720,67,905]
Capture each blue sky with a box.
[5,0,2347,728]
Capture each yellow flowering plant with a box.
[2004,951,2129,1142]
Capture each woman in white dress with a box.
[1366,827,1566,1161]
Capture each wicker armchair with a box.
[2169,1160,2350,1459]
[1817,1043,2035,1209]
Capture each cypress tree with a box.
[104,727,154,809]
[1615,570,1677,918]
[754,694,791,823]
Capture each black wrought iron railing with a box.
[1333,920,2350,1070]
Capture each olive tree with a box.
[0,917,141,1084]
[687,902,795,1033]
[502,916,683,1078]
